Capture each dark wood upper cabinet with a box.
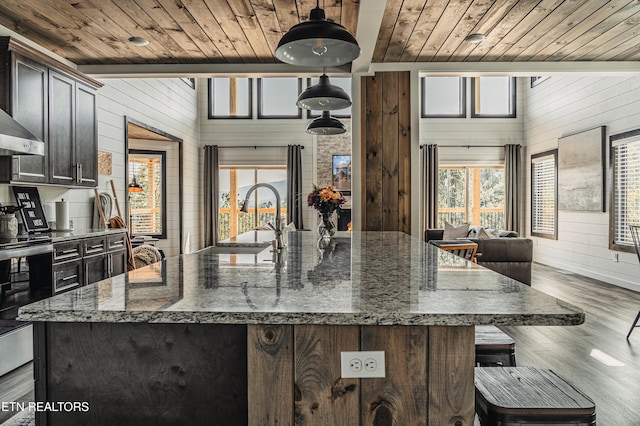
[75,83,98,186]
[49,70,75,185]
[10,55,49,182]
[0,37,101,187]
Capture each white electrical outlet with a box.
[341,351,385,378]
[612,253,619,262]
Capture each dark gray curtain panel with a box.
[505,144,521,234]
[287,144,304,230]
[204,145,219,246]
[421,144,439,234]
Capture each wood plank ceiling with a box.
[0,0,639,67]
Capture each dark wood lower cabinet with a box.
[108,249,126,277]
[35,322,248,426]
[82,254,105,287]
[34,323,474,425]
[51,260,82,294]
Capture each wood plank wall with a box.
[248,324,475,425]
[361,71,411,233]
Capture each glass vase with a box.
[317,212,336,239]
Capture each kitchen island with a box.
[19,231,583,425]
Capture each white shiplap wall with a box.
[197,78,317,234]
[524,76,640,291]
[99,78,200,254]
[0,78,200,254]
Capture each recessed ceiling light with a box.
[128,36,149,46]
[465,34,486,43]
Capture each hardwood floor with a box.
[502,262,640,426]
[0,262,638,425]
[0,362,32,424]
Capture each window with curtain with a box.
[438,166,505,228]
[421,76,466,117]
[218,166,287,241]
[258,77,301,118]
[611,130,640,250]
[531,150,557,239]
[208,77,252,118]
[128,150,166,238]
[471,76,516,117]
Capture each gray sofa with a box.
[425,228,533,286]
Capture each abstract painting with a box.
[558,126,606,212]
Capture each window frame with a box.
[470,76,516,118]
[257,77,302,119]
[530,76,549,88]
[207,77,253,119]
[421,76,466,118]
[128,149,167,239]
[609,128,640,253]
[530,149,558,240]
[437,165,505,228]
[218,165,287,241]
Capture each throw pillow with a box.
[477,228,499,239]
[443,221,470,240]
[498,230,519,237]
[467,226,483,238]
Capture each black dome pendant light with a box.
[275,0,361,67]
[306,111,346,135]
[297,72,352,111]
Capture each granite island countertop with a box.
[18,231,584,326]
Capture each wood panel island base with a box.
[20,231,583,425]
[34,322,473,425]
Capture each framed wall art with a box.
[557,126,606,212]
[332,155,351,193]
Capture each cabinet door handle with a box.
[60,249,78,255]
[108,255,113,276]
[79,163,83,182]
[76,163,81,183]
[88,244,103,250]
[61,274,78,282]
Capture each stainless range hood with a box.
[0,108,44,156]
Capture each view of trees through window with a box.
[438,166,505,229]
[129,152,165,237]
[218,167,287,241]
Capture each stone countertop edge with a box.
[48,228,126,242]
[17,309,584,326]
